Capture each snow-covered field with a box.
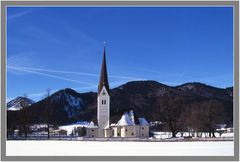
[59,121,90,135]
[6,141,234,156]
[152,131,234,139]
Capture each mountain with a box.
[50,88,84,118]
[7,81,233,126]
[176,82,233,101]
[7,97,35,111]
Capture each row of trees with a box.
[7,90,231,139]
[7,89,57,139]
[156,96,227,138]
[71,127,87,137]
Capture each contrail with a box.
[8,66,143,80]
[7,9,35,20]
[8,66,95,86]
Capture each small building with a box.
[111,110,149,138]
[85,122,98,138]
[51,129,67,136]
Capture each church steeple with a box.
[98,45,110,95]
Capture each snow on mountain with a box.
[7,97,35,111]
[51,89,83,118]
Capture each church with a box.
[85,46,149,138]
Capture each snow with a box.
[8,105,21,111]
[138,118,149,126]
[117,112,134,126]
[51,92,83,118]
[152,131,234,139]
[116,111,149,126]
[7,97,35,111]
[66,94,82,109]
[59,121,97,135]
[59,121,89,135]
[87,121,98,128]
[63,94,83,118]
[6,141,234,156]
[181,84,194,90]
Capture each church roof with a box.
[87,121,98,128]
[98,46,110,96]
[138,118,149,126]
[115,111,149,126]
[117,112,135,126]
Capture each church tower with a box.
[97,46,110,137]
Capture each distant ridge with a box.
[7,97,35,111]
[7,80,233,127]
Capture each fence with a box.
[7,135,234,142]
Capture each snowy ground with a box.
[6,141,234,156]
[59,121,90,135]
[152,131,234,139]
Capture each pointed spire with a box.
[98,45,110,95]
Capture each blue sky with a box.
[7,7,233,101]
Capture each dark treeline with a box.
[153,96,230,137]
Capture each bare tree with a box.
[184,103,205,137]
[159,96,185,138]
[19,94,29,138]
[201,100,224,138]
[44,88,52,139]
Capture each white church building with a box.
[85,46,149,138]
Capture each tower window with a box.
[102,100,107,105]
[131,133,134,136]
[142,127,144,130]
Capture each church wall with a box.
[139,126,149,137]
[112,127,121,137]
[86,128,98,138]
[97,86,110,137]
[120,126,136,137]
[104,129,112,137]
[135,125,140,137]
[112,125,149,138]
